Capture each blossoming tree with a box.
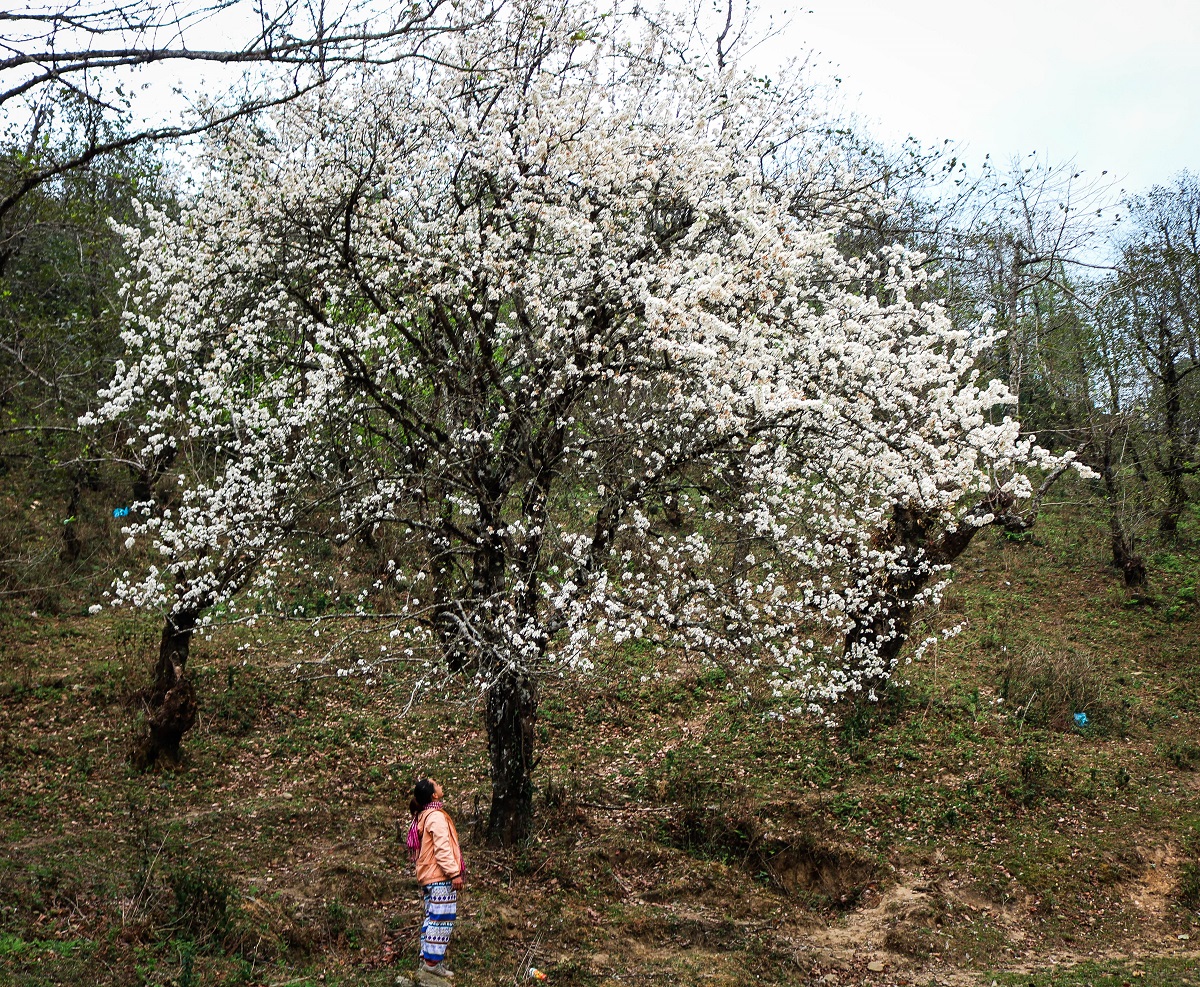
[81,213,352,765]
[90,0,1079,839]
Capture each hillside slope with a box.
[1,505,1198,986]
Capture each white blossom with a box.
[88,0,1082,712]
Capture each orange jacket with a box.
[415,807,463,887]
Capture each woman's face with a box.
[432,780,444,800]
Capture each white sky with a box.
[749,0,1200,194]
[113,0,1200,196]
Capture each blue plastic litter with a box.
[1073,712,1089,728]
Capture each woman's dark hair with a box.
[409,778,436,816]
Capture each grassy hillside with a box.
[1,503,1199,986]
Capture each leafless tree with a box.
[1,0,477,273]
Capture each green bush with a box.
[651,752,756,862]
[1156,739,1200,771]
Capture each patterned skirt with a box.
[420,881,458,963]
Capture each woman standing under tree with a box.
[407,778,465,983]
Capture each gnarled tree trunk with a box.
[842,492,1019,698]
[133,609,199,769]
[1112,531,1148,587]
[484,666,538,846]
[1158,358,1188,536]
[60,476,83,564]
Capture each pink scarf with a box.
[406,799,444,860]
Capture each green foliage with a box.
[836,683,912,745]
[323,898,352,942]
[0,95,168,607]
[1012,745,1058,805]
[1156,739,1200,771]
[202,664,270,736]
[650,751,754,861]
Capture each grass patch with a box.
[991,956,1199,986]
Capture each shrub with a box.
[168,861,234,943]
[1000,646,1113,731]
[651,752,756,861]
[1157,740,1200,771]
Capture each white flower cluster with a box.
[87,0,1083,710]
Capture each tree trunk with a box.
[842,606,910,688]
[1101,436,1147,587]
[60,477,82,564]
[840,495,1014,700]
[129,444,176,509]
[1112,533,1148,587]
[133,609,199,769]
[131,466,155,506]
[1159,506,1181,536]
[484,666,538,846]
[1158,332,1184,533]
[725,461,752,599]
[841,549,934,693]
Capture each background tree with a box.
[0,95,165,605]
[1108,172,1200,536]
[1,0,485,748]
[892,156,1172,585]
[1,0,472,560]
